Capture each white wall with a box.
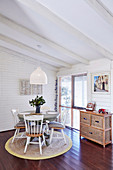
[0,50,56,131]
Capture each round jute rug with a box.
[5,131,72,160]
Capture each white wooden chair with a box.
[40,106,51,134]
[11,109,26,143]
[45,111,59,134]
[24,115,45,155]
[49,109,68,144]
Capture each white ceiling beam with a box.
[0,14,89,65]
[0,46,58,71]
[84,0,113,27]
[0,34,71,68]
[17,0,113,60]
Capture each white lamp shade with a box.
[30,67,47,84]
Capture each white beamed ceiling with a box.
[0,0,113,69]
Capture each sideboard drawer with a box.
[91,115,103,129]
[87,127,103,143]
[81,112,90,125]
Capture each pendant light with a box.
[30,67,47,84]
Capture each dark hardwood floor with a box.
[0,128,113,170]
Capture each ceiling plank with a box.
[0,34,71,68]
[0,14,89,65]
[17,0,113,60]
[84,0,113,27]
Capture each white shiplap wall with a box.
[90,60,111,112]
[0,50,56,131]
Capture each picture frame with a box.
[19,79,31,95]
[92,72,110,94]
[32,84,42,95]
[19,79,42,95]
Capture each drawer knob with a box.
[89,132,93,134]
[95,120,99,123]
[83,118,87,120]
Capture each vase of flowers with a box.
[29,96,46,113]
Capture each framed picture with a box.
[32,84,42,95]
[92,72,110,94]
[19,79,31,95]
[19,79,42,95]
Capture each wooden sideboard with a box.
[80,110,112,147]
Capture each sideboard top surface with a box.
[80,110,112,117]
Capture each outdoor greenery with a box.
[29,96,46,107]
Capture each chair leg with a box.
[42,124,46,134]
[18,129,23,138]
[17,129,20,134]
[39,136,42,155]
[12,129,18,143]
[61,129,66,144]
[21,132,25,138]
[46,122,49,134]
[42,134,46,145]
[50,128,54,144]
[24,136,30,153]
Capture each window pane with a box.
[61,76,71,107]
[61,107,71,127]
[73,109,80,130]
[74,75,87,108]
[74,77,82,107]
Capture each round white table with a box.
[18,110,59,122]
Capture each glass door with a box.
[59,76,72,127]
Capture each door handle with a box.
[89,132,93,134]
[95,120,99,123]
